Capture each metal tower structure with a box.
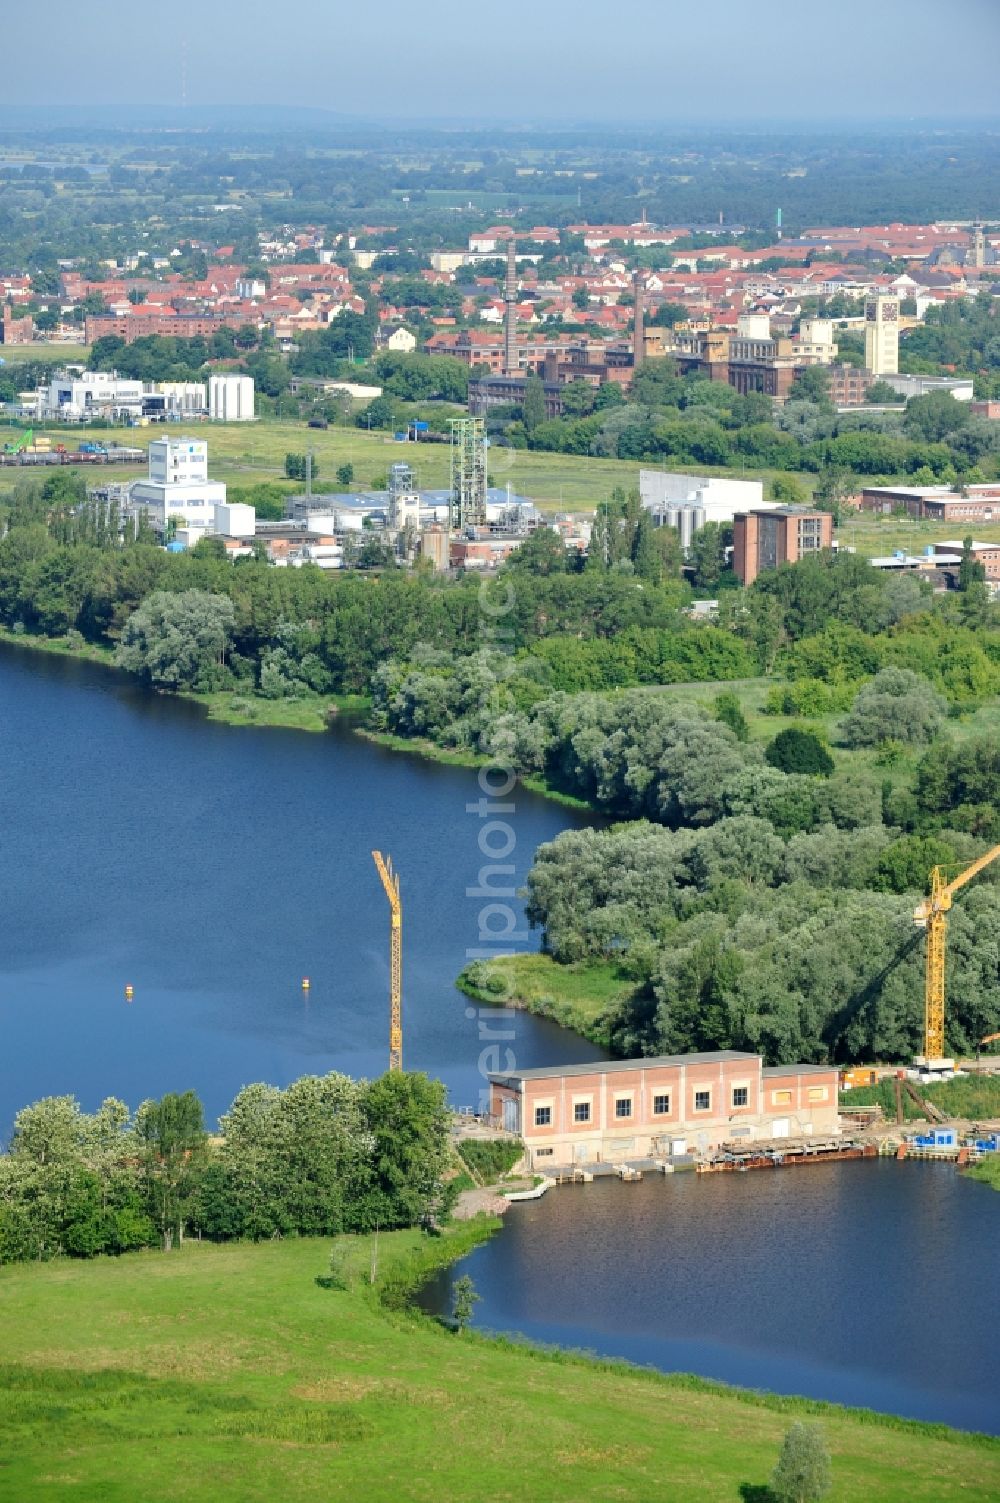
[449,417,487,529]
[913,844,1000,1064]
[503,235,518,376]
[372,851,402,1072]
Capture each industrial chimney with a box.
[632,269,645,369]
[504,234,518,376]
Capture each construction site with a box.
[373,845,1000,1197]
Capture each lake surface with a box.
[420,1161,1000,1434]
[5,644,999,1434]
[0,645,601,1131]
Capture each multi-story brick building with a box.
[85,311,255,344]
[489,1050,840,1169]
[732,506,833,585]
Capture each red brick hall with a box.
[489,1051,840,1169]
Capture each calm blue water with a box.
[5,643,999,1434]
[0,645,601,1131]
[421,1161,1000,1434]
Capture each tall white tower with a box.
[864,294,899,377]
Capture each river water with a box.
[421,1162,1000,1435]
[3,643,999,1433]
[0,645,600,1130]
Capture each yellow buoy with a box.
[302,977,310,991]
[125,984,134,1002]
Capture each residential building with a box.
[733,506,834,585]
[375,326,417,353]
[0,307,34,344]
[488,1051,840,1168]
[85,311,255,344]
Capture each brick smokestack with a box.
[504,234,517,376]
[632,268,645,369]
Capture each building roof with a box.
[489,1050,759,1085]
[763,1063,838,1077]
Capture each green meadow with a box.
[1,1226,997,1501]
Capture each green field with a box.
[0,343,90,364]
[1,1226,996,1501]
[0,415,821,514]
[459,953,638,1048]
[4,408,1000,548]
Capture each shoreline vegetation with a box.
[0,627,370,731]
[1,1220,998,1500]
[457,952,636,1050]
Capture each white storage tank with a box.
[209,375,255,423]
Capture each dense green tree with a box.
[842,668,946,748]
[688,522,730,590]
[713,690,749,742]
[770,1423,832,1503]
[114,590,235,690]
[505,526,567,576]
[135,1092,207,1250]
[765,728,835,777]
[521,372,546,436]
[452,1274,481,1333]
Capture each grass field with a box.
[0,343,89,364]
[458,953,638,1047]
[3,408,997,546]
[0,1226,997,1501]
[0,414,823,513]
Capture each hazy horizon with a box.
[4,0,999,123]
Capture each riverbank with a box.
[458,952,639,1051]
[0,628,368,731]
[1,1224,996,1501]
[357,727,596,810]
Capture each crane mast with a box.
[372,850,402,1072]
[913,844,1000,1066]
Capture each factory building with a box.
[640,470,766,524]
[128,437,245,545]
[733,506,833,585]
[209,374,255,422]
[859,484,1000,521]
[489,1051,841,1169]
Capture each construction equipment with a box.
[372,851,402,1072]
[913,845,1000,1066]
[978,1032,1000,1060]
[2,428,33,455]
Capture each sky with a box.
[4,0,1000,122]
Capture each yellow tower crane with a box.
[913,844,1000,1066]
[372,851,403,1072]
